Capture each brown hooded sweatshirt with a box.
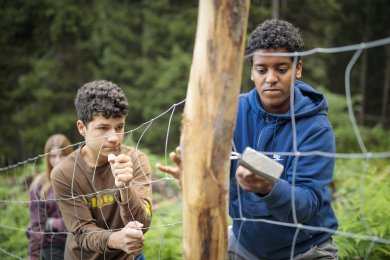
[51,144,152,260]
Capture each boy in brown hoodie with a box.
[52,80,152,260]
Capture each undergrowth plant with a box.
[332,160,390,259]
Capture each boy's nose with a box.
[266,70,278,85]
[107,132,119,143]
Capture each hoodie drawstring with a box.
[271,118,278,152]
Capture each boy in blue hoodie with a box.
[157,19,339,260]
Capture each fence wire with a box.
[0,36,390,260]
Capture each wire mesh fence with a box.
[1,37,390,260]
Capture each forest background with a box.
[0,0,390,259]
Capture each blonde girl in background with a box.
[26,134,73,260]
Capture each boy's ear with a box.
[251,69,254,81]
[77,120,87,137]
[296,61,303,79]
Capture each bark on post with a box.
[180,0,250,259]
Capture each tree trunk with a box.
[272,0,279,19]
[381,45,390,127]
[359,46,368,125]
[280,0,287,20]
[180,0,250,259]
[358,0,370,125]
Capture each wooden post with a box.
[180,1,250,259]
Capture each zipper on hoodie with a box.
[256,113,270,150]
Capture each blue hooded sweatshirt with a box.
[230,80,338,259]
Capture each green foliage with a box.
[320,86,390,153]
[143,201,183,260]
[321,86,390,259]
[0,166,31,260]
[1,0,390,258]
[332,161,390,259]
[1,88,390,259]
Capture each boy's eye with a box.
[279,68,288,73]
[117,126,123,130]
[257,69,266,74]
[100,127,107,131]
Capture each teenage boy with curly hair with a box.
[52,81,152,260]
[158,19,339,259]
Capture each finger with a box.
[126,239,144,247]
[129,238,145,246]
[108,154,116,164]
[242,169,255,178]
[156,164,180,179]
[126,229,144,239]
[242,170,266,181]
[176,146,181,155]
[115,154,132,163]
[115,174,133,183]
[134,221,143,227]
[112,161,133,169]
[236,166,245,174]
[169,152,181,167]
[112,167,133,176]
[113,167,133,176]
[156,163,177,175]
[235,166,245,178]
[127,221,144,229]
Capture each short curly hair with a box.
[246,19,305,66]
[75,80,129,127]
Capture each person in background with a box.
[27,134,73,260]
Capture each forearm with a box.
[119,186,133,204]
[261,179,319,223]
[27,232,43,259]
[107,231,121,250]
[28,199,47,257]
[73,225,113,253]
[115,190,152,232]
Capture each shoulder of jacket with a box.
[311,114,333,130]
[50,154,76,181]
[238,92,250,101]
[238,93,252,110]
[297,115,333,137]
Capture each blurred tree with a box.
[0,0,144,164]
[1,0,390,167]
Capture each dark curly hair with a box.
[75,80,129,127]
[246,19,305,66]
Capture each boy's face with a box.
[77,115,125,161]
[251,47,302,114]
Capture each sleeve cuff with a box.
[52,218,63,232]
[105,231,120,253]
[114,187,134,205]
[258,179,291,207]
[114,187,143,214]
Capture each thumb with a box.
[108,154,116,164]
[127,221,144,229]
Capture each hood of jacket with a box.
[247,80,329,120]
